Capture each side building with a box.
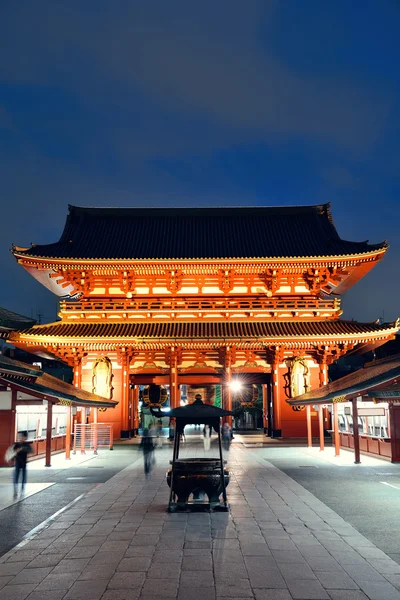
[9,204,399,439]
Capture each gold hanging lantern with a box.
[237,384,259,409]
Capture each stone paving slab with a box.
[0,444,400,600]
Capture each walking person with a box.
[12,431,32,498]
[203,424,211,452]
[140,428,155,478]
[156,420,163,448]
[222,422,232,452]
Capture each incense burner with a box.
[167,458,229,506]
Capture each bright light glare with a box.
[161,407,171,412]
[229,380,243,393]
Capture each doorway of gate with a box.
[230,373,271,432]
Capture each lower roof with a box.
[0,355,117,408]
[10,319,398,342]
[288,354,400,406]
[0,306,36,338]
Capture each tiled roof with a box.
[0,306,36,336]
[12,320,397,341]
[288,353,400,405]
[13,204,387,261]
[0,355,117,408]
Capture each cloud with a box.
[0,1,392,155]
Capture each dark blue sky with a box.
[1,1,399,324]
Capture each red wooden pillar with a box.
[262,384,268,434]
[306,405,312,448]
[65,405,72,459]
[93,407,98,453]
[333,402,340,457]
[389,406,400,463]
[133,385,139,435]
[225,348,232,427]
[318,405,325,451]
[120,354,131,435]
[352,397,361,464]
[271,360,282,436]
[169,349,179,409]
[45,401,53,467]
[80,407,86,454]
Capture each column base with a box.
[271,429,282,438]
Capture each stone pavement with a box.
[1,442,400,600]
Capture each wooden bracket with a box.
[166,270,184,294]
[218,269,235,294]
[118,270,136,295]
[261,269,281,295]
[303,267,341,294]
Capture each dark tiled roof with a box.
[288,353,400,405]
[0,355,117,408]
[13,204,387,260]
[0,306,36,335]
[13,320,398,340]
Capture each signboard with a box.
[358,407,385,417]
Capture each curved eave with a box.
[0,376,118,409]
[9,326,399,346]
[287,370,400,407]
[12,245,388,264]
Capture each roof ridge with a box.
[67,203,329,211]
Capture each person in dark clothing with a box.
[222,423,232,451]
[13,431,32,498]
[140,428,155,478]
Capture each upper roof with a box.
[0,307,36,339]
[287,353,400,406]
[13,204,387,261]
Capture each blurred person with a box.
[12,431,32,498]
[140,428,155,478]
[222,423,232,451]
[156,420,163,448]
[203,424,211,452]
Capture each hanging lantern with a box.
[187,385,216,405]
[237,384,259,409]
[142,384,168,408]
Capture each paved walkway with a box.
[1,442,400,600]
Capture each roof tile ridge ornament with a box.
[320,202,334,225]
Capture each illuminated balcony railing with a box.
[60,296,341,321]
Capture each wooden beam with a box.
[352,397,361,464]
[45,401,53,467]
[262,384,268,434]
[80,407,86,454]
[306,404,312,448]
[333,403,340,457]
[318,405,325,452]
[65,405,72,459]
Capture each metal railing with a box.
[73,423,114,454]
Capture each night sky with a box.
[1,1,399,325]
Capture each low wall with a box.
[1,435,67,467]
[340,432,395,461]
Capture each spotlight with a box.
[229,380,243,393]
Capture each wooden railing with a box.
[60,296,340,319]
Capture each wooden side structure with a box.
[0,355,117,467]
[8,204,398,439]
[287,354,400,463]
